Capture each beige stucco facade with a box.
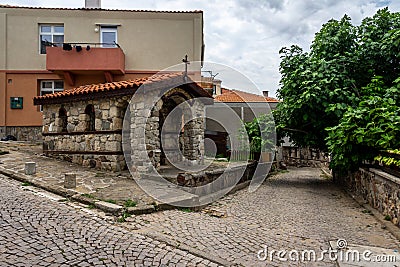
[0,5,204,140]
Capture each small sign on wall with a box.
[10,97,23,109]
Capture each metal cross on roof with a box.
[182,55,190,82]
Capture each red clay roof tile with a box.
[34,72,207,104]
[215,88,279,103]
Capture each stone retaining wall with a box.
[3,126,42,142]
[338,168,400,227]
[281,147,329,167]
[175,161,257,188]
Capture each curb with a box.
[0,167,75,198]
[323,167,400,241]
[0,166,126,215]
[347,192,400,242]
[0,165,259,217]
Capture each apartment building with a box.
[0,0,204,141]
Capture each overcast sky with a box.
[2,0,400,97]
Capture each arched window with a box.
[58,107,68,133]
[85,104,95,132]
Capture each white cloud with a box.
[1,0,399,97]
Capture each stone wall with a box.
[42,96,129,172]
[337,168,400,227]
[41,86,207,173]
[281,147,329,167]
[2,126,42,142]
[0,127,6,138]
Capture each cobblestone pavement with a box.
[0,141,156,207]
[0,174,220,267]
[124,168,400,266]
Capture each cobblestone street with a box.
[0,168,399,266]
[126,168,400,266]
[0,174,218,267]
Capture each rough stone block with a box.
[25,162,36,175]
[110,106,119,118]
[64,173,76,189]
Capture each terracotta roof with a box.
[265,96,280,103]
[0,4,202,13]
[34,72,212,105]
[215,88,279,103]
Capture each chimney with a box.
[85,0,101,9]
[262,91,269,98]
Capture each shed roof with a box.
[34,73,212,105]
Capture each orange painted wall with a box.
[5,73,60,126]
[3,71,158,127]
[47,47,125,74]
[0,72,6,126]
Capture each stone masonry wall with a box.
[2,126,42,142]
[42,87,206,173]
[42,96,129,172]
[281,147,329,168]
[338,168,400,227]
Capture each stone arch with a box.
[84,104,95,132]
[157,89,200,167]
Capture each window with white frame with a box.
[100,26,118,47]
[40,80,64,111]
[39,25,64,54]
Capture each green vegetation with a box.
[362,209,372,214]
[239,114,275,153]
[179,207,193,213]
[21,182,32,186]
[375,149,400,168]
[117,212,131,223]
[81,193,95,199]
[105,199,117,204]
[274,8,400,171]
[123,199,137,208]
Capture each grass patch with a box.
[21,182,32,186]
[87,204,96,209]
[81,193,95,199]
[124,199,137,208]
[179,207,193,213]
[105,199,117,204]
[117,212,131,223]
[384,215,392,221]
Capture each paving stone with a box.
[0,174,213,266]
[123,168,400,266]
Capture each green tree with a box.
[275,15,358,150]
[275,8,400,170]
[326,77,400,170]
[239,114,275,153]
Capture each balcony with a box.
[46,46,125,85]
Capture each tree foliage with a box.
[274,8,400,170]
[239,114,275,153]
[326,77,400,170]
